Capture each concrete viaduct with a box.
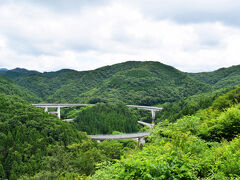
[32,104,162,146]
[32,104,162,122]
[90,132,151,147]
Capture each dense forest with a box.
[0,94,138,179]
[66,102,141,134]
[91,87,240,179]
[1,61,210,105]
[0,61,240,179]
[189,65,240,89]
[155,85,238,123]
[0,75,40,102]
[2,62,240,106]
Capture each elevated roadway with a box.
[32,103,159,147]
[32,104,162,121]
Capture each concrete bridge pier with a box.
[57,107,61,119]
[151,110,156,122]
[44,107,48,112]
[138,138,141,148]
[43,106,61,119]
[138,137,146,148]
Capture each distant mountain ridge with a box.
[0,61,240,105]
[10,67,40,74]
[0,67,40,79]
[0,68,8,72]
[189,64,240,89]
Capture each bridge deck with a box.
[32,104,94,108]
[32,104,163,111]
[127,105,163,111]
[137,121,154,129]
[89,132,150,140]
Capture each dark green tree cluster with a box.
[68,102,141,134]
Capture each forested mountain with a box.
[151,65,240,123]
[155,85,238,123]
[68,61,208,105]
[0,68,40,80]
[0,68,8,72]
[2,61,240,106]
[1,62,240,179]
[0,75,40,102]
[1,61,210,105]
[189,64,240,89]
[8,68,39,74]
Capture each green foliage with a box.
[0,94,87,179]
[90,87,240,179]
[70,102,141,134]
[155,64,240,123]
[201,106,240,141]
[92,133,239,180]
[2,62,240,108]
[0,94,138,179]
[0,75,40,102]
[212,87,240,110]
[2,63,240,179]
[2,61,210,105]
[189,64,240,90]
[156,86,236,123]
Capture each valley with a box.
[0,61,239,179]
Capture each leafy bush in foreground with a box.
[90,88,240,179]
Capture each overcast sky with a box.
[0,0,240,72]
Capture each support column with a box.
[44,107,48,112]
[138,138,141,148]
[57,107,61,119]
[151,110,156,123]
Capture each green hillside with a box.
[0,94,138,179]
[0,68,40,79]
[189,65,240,89]
[156,85,238,123]
[1,62,240,179]
[153,65,240,123]
[2,61,210,105]
[1,68,80,100]
[69,61,210,105]
[0,94,86,179]
[2,62,240,106]
[0,75,40,102]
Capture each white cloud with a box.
[0,1,240,72]
[128,0,240,25]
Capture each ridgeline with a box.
[0,61,240,179]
